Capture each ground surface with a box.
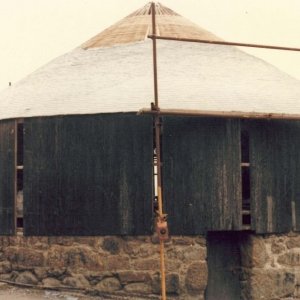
[0,283,154,300]
[0,284,92,300]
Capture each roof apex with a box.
[127,2,179,17]
[81,2,221,49]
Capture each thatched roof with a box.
[0,2,300,120]
[82,3,220,49]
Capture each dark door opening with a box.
[206,232,244,300]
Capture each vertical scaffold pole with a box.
[151,2,167,300]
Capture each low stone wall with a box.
[0,235,207,299]
[2,233,300,299]
[240,233,300,300]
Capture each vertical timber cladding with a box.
[0,120,15,235]
[24,114,153,236]
[162,117,242,234]
[248,120,300,233]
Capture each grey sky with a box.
[0,0,299,91]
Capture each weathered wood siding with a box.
[162,117,242,234]
[24,114,153,236]
[248,120,300,233]
[0,120,15,235]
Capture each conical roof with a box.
[81,3,220,49]
[0,2,300,120]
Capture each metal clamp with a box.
[156,214,169,241]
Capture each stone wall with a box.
[2,233,300,299]
[240,233,300,300]
[0,235,207,299]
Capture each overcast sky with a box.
[0,0,299,91]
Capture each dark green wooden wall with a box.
[247,120,300,233]
[162,117,242,234]
[0,120,15,235]
[1,115,300,236]
[162,117,300,235]
[24,114,153,236]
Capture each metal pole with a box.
[151,3,167,300]
[138,108,300,120]
[152,3,159,108]
[148,35,300,52]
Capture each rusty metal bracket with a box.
[156,214,169,241]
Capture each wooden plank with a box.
[292,201,296,231]
[162,117,241,235]
[0,120,15,235]
[289,125,300,232]
[24,114,153,236]
[248,120,300,233]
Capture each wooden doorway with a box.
[206,232,244,300]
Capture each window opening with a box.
[153,120,159,214]
[17,122,24,166]
[241,129,249,163]
[16,121,24,233]
[152,117,163,218]
[16,217,23,228]
[241,129,251,229]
